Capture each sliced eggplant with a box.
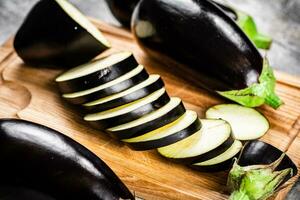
[14,0,110,68]
[206,104,269,140]
[56,51,138,93]
[0,119,134,200]
[83,75,164,113]
[84,88,169,129]
[191,140,242,172]
[107,97,185,139]
[132,0,282,109]
[123,110,201,151]
[157,119,233,164]
[62,65,149,105]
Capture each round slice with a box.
[84,88,170,129]
[191,140,242,172]
[107,97,186,140]
[157,119,233,164]
[123,110,201,151]
[62,65,149,105]
[83,75,164,113]
[56,51,138,93]
[206,104,269,140]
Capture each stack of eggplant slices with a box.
[56,51,269,172]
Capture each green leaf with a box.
[236,11,272,50]
[228,154,293,200]
[218,58,283,109]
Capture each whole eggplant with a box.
[0,119,134,200]
[132,0,281,109]
[106,0,140,27]
[105,0,271,49]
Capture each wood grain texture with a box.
[0,19,300,200]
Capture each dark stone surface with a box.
[0,0,299,74]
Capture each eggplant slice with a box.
[56,52,138,93]
[85,88,170,129]
[206,104,269,140]
[14,0,110,68]
[191,140,242,172]
[107,97,186,139]
[62,65,149,105]
[157,119,233,164]
[83,75,164,113]
[123,110,202,151]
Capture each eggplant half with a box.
[228,140,297,200]
[0,118,134,200]
[132,0,282,109]
[206,104,269,140]
[105,0,140,27]
[85,88,170,129]
[14,0,110,68]
[107,97,186,139]
[83,75,165,113]
[157,119,233,164]
[123,110,202,151]
[56,51,138,93]
[62,65,149,105]
[191,140,242,172]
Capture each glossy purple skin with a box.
[132,0,263,91]
[14,0,108,68]
[0,119,134,200]
[238,140,298,183]
[106,0,140,27]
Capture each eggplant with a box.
[14,0,110,68]
[105,0,140,27]
[62,65,149,105]
[212,1,272,49]
[286,178,300,200]
[0,187,55,200]
[83,75,165,113]
[228,140,297,200]
[105,0,272,49]
[122,110,201,151]
[107,97,186,139]
[191,140,242,172]
[132,0,282,109]
[85,88,170,129]
[206,104,269,140]
[157,119,233,164]
[0,118,134,200]
[56,51,138,93]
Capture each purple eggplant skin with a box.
[14,0,109,69]
[0,119,134,200]
[238,141,298,182]
[0,187,55,200]
[106,0,140,27]
[132,0,262,91]
[286,178,300,200]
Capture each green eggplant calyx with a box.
[236,11,272,50]
[227,154,293,200]
[218,58,283,109]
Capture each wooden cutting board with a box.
[0,19,299,200]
